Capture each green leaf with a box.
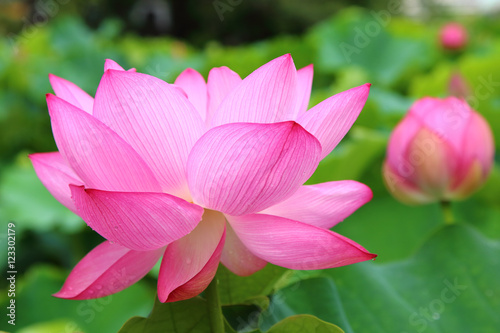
[307,8,436,88]
[267,315,344,333]
[119,297,211,333]
[17,320,83,333]
[261,224,500,332]
[223,304,260,332]
[307,127,387,184]
[0,265,154,332]
[333,196,441,263]
[0,155,82,234]
[259,279,350,332]
[216,264,288,306]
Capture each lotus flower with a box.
[383,97,494,204]
[30,55,375,302]
[439,22,468,50]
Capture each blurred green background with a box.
[1,0,499,332]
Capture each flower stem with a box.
[205,277,225,333]
[440,201,455,225]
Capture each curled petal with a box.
[158,210,226,302]
[210,54,298,126]
[220,221,267,276]
[187,121,322,216]
[298,83,371,158]
[104,59,136,72]
[29,152,83,214]
[71,186,204,251]
[206,66,242,126]
[47,94,161,192]
[295,64,314,117]
[93,70,205,199]
[175,68,207,121]
[227,214,376,270]
[54,241,164,300]
[48,74,94,114]
[261,180,372,229]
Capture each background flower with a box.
[383,96,494,204]
[439,22,468,50]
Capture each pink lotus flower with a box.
[439,22,468,50]
[383,97,494,204]
[30,55,375,302]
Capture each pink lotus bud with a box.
[383,97,494,204]
[448,72,471,99]
[439,22,468,50]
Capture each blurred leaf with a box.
[0,155,82,234]
[408,62,453,98]
[118,296,211,333]
[307,8,435,88]
[261,224,500,332]
[454,166,500,239]
[216,264,288,306]
[267,315,345,333]
[0,265,154,332]
[362,86,414,127]
[333,196,441,263]
[223,303,262,332]
[307,127,387,184]
[17,320,83,333]
[259,278,351,332]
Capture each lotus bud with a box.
[440,22,468,50]
[383,97,494,204]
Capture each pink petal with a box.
[206,66,242,125]
[220,221,267,276]
[405,128,457,197]
[382,161,435,204]
[103,59,136,72]
[227,214,376,270]
[261,180,372,229]
[93,70,205,199]
[29,152,83,214]
[48,74,94,114]
[409,97,471,154]
[47,94,161,192]
[385,113,421,172]
[210,54,298,126]
[456,111,494,182]
[54,241,164,300]
[295,64,314,117]
[174,68,207,121]
[187,121,322,216]
[158,210,226,303]
[449,161,484,200]
[298,83,371,159]
[71,185,204,251]
[104,59,126,71]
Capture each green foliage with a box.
[217,264,288,306]
[0,155,82,235]
[119,297,213,333]
[266,315,345,333]
[119,298,344,333]
[260,224,500,332]
[0,265,154,332]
